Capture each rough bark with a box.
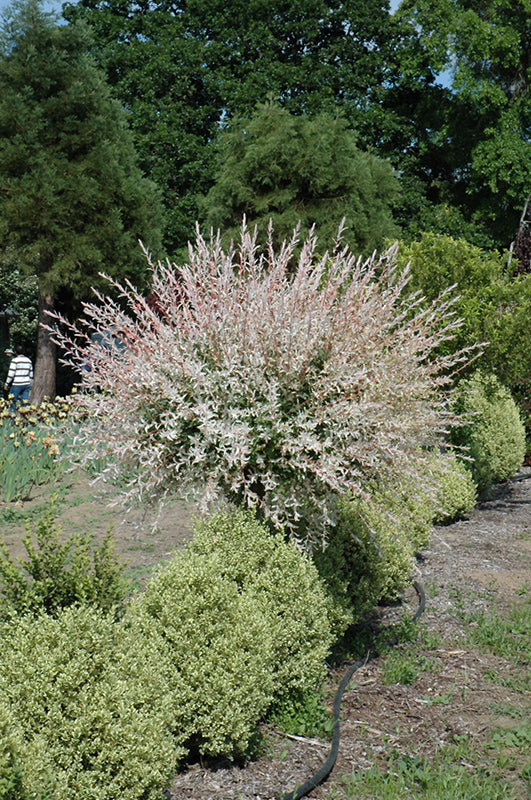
[30,293,56,405]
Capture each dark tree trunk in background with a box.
[30,293,56,405]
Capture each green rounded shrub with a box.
[189,509,340,689]
[314,494,416,626]
[451,371,526,493]
[0,607,181,800]
[0,702,27,800]
[430,452,478,523]
[128,545,275,760]
[377,480,435,554]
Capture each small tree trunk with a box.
[30,293,56,405]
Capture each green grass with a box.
[268,685,333,739]
[333,753,520,799]
[330,595,531,799]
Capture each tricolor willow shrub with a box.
[51,223,473,548]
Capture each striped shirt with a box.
[6,355,33,387]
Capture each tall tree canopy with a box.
[64,0,397,253]
[0,0,162,402]
[202,103,400,255]
[391,0,531,248]
[62,0,530,253]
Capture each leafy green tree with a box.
[64,0,398,253]
[0,0,163,403]
[202,103,400,255]
[392,0,531,249]
[393,233,531,444]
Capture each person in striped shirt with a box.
[3,344,33,411]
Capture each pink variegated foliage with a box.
[50,223,475,548]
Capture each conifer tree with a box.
[202,103,400,255]
[0,0,162,402]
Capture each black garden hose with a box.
[278,580,427,800]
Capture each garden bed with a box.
[1,468,530,799]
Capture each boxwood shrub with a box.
[128,546,275,760]
[129,509,339,758]
[430,452,477,524]
[0,501,128,621]
[314,494,416,626]
[0,607,181,800]
[451,371,526,493]
[189,509,342,688]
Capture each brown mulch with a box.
[168,467,531,800]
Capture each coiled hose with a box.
[278,580,427,800]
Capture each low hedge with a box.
[314,493,416,626]
[189,509,342,688]
[129,509,338,758]
[430,451,477,524]
[128,547,275,760]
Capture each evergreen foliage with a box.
[128,547,275,759]
[189,509,340,687]
[451,371,526,494]
[393,0,531,248]
[0,607,180,800]
[60,0,531,253]
[0,247,38,376]
[431,452,477,524]
[129,509,335,758]
[0,0,163,400]
[393,233,531,394]
[202,103,400,255]
[0,0,161,299]
[64,0,396,253]
[0,501,129,619]
[313,493,416,625]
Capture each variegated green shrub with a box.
[451,371,526,493]
[189,509,341,690]
[128,546,275,760]
[313,494,416,626]
[431,452,477,523]
[128,508,339,758]
[0,607,182,800]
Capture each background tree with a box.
[391,0,531,249]
[0,0,163,403]
[393,233,531,451]
[201,103,400,255]
[0,246,38,383]
[64,0,397,254]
